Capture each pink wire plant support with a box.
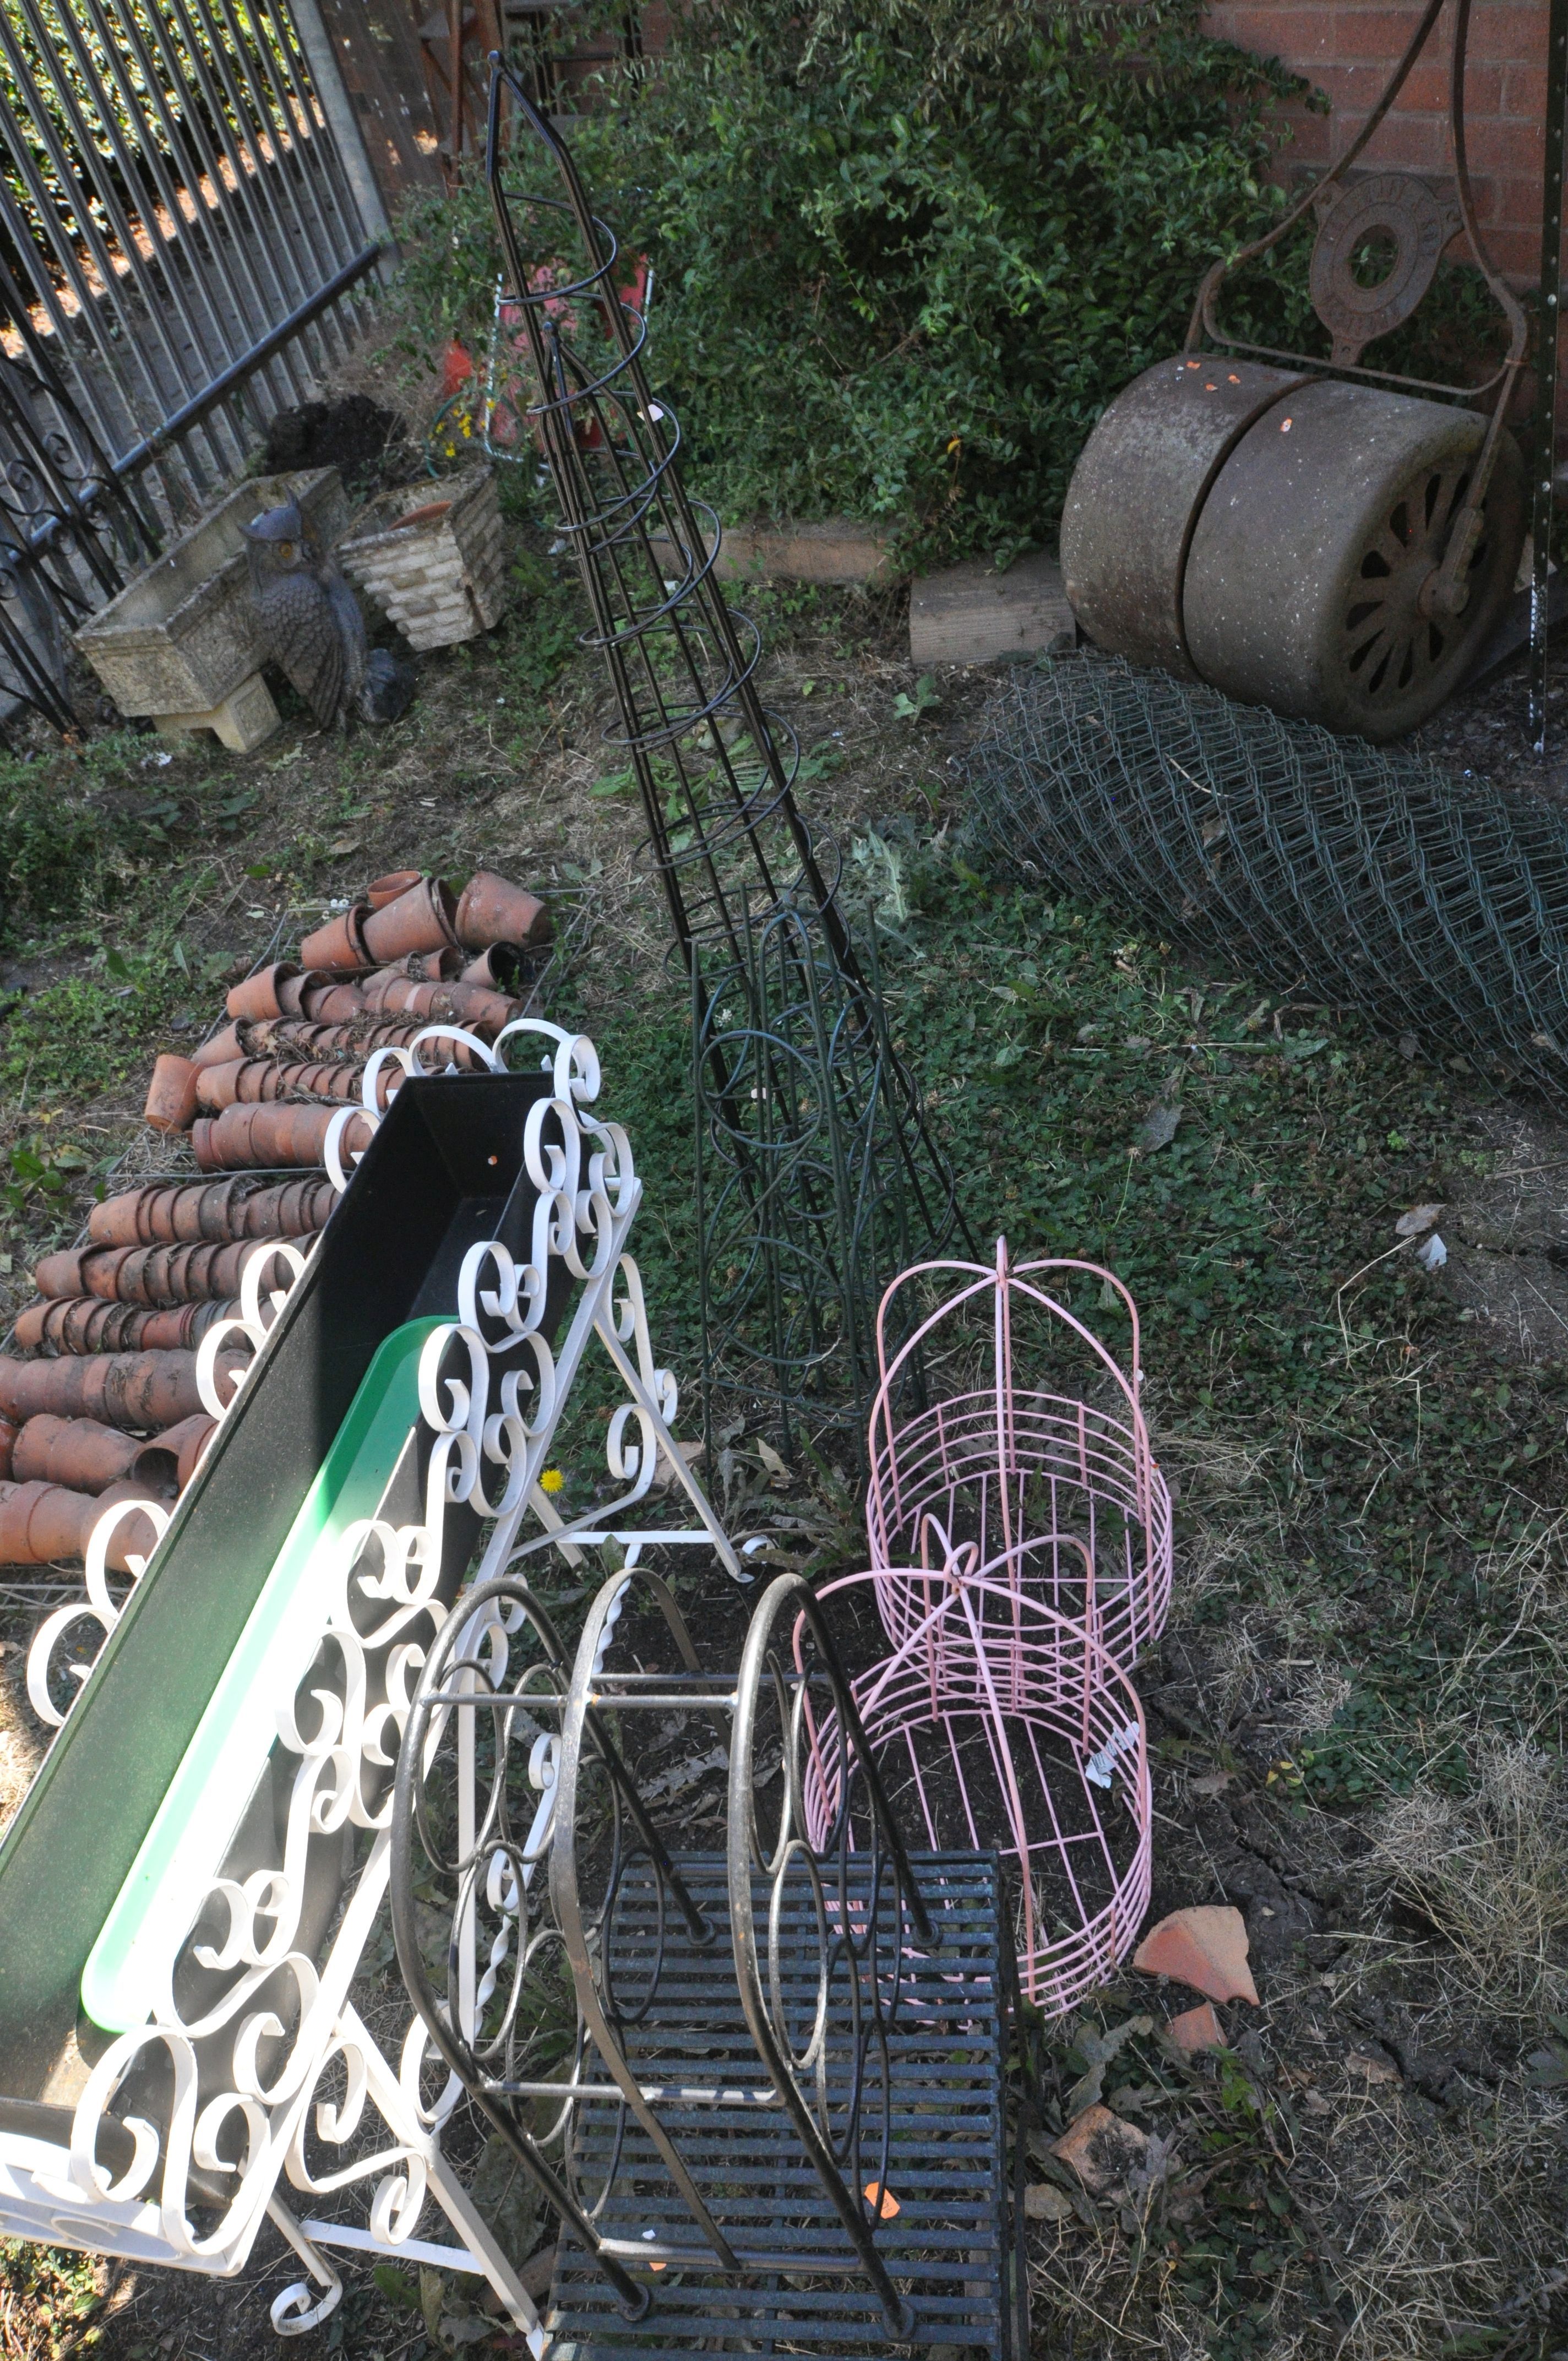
[866,1242,1172,1678]
[797,1241,1170,2011]
[804,1566,1152,2015]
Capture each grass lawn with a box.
[2,484,1567,2360]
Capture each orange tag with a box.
[863,2182,901,2219]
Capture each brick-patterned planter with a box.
[336,466,508,651]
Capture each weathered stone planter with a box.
[75,467,349,750]
[336,466,507,651]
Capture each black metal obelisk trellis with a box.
[482,62,965,1449]
[1532,0,1568,757]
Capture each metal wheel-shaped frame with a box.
[1337,442,1522,730]
[390,1574,651,2320]
[729,1571,936,2342]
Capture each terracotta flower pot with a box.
[407,948,464,982]
[366,870,424,910]
[361,877,460,964]
[360,970,424,1015]
[34,1248,84,1299]
[459,943,525,992]
[86,1177,330,1249]
[126,1435,181,1499]
[276,970,323,1018]
[195,1059,244,1113]
[0,1478,162,1568]
[139,1302,208,1351]
[11,1298,127,1353]
[13,1414,141,1492]
[0,1416,17,1482]
[192,1022,243,1071]
[0,1348,243,1432]
[455,869,552,951]
[144,1053,200,1134]
[435,982,517,1037]
[298,905,372,973]
[193,1102,374,1173]
[227,964,301,1023]
[46,1240,252,1311]
[150,1411,219,1488]
[298,980,366,1023]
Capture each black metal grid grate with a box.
[546,1853,1008,2359]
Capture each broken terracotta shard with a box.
[1050,2104,1149,2199]
[1133,1905,1259,2006]
[1164,2000,1226,2055]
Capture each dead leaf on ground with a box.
[1023,2182,1074,2223]
[642,1744,729,1805]
[650,1437,705,1493]
[1063,2014,1153,2118]
[1135,1100,1182,1153]
[755,1436,792,1489]
[1395,1201,1445,1237]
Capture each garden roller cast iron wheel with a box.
[1060,0,1533,747]
[1060,357,1525,744]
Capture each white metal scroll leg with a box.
[266,2194,345,2336]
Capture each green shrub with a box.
[397,0,1326,564]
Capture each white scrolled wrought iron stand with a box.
[0,1024,748,2344]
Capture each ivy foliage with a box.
[399,0,1322,563]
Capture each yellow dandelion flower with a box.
[539,1467,565,1494]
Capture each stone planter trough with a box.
[75,467,349,750]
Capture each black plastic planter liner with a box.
[0,1071,554,2103]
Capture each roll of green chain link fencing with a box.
[963,651,1568,1101]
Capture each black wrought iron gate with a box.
[0,0,384,728]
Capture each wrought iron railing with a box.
[0,0,381,725]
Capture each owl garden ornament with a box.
[242,501,412,729]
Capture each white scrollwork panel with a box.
[34,1026,739,2344]
[26,1495,171,1728]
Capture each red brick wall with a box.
[1201,2,1548,283]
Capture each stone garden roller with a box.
[1059,0,1529,743]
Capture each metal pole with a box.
[1532,0,1568,755]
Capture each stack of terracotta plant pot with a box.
[0,869,549,1571]
[0,1177,331,1568]
[143,868,551,1174]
